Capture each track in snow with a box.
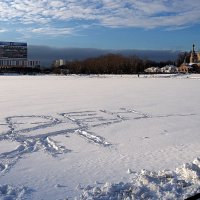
[0,107,198,175]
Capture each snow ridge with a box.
[79,158,200,200]
[0,184,30,200]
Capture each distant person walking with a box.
[138,73,140,78]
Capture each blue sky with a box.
[0,0,200,51]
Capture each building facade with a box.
[53,59,66,68]
[0,41,40,68]
[27,60,40,68]
[179,44,200,73]
[190,44,199,63]
[0,41,27,68]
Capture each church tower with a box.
[190,44,198,63]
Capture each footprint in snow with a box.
[142,136,149,139]
[160,130,168,135]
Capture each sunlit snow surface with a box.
[0,74,200,199]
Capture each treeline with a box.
[176,51,190,66]
[53,54,174,74]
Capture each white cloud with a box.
[0,0,200,33]
[17,26,74,37]
[31,27,74,35]
[49,1,65,8]
[0,29,7,33]
[165,25,191,31]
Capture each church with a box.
[190,44,200,64]
[179,44,200,73]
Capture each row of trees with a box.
[176,52,190,67]
[53,54,175,74]
[0,52,189,75]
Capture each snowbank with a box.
[79,158,200,200]
[0,184,30,200]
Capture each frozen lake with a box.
[0,74,200,199]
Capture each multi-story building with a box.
[53,59,66,67]
[0,41,40,68]
[0,41,27,68]
[27,60,40,68]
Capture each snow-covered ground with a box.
[0,74,200,200]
